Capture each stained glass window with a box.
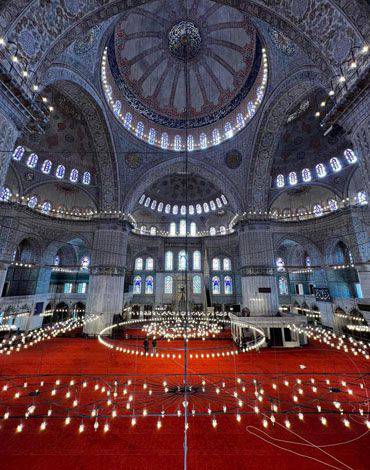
[169,222,176,236]
[178,250,187,271]
[328,199,338,211]
[82,171,91,185]
[165,251,173,271]
[276,257,285,272]
[12,146,24,161]
[135,257,143,270]
[193,275,201,294]
[220,226,226,235]
[172,205,178,215]
[135,121,144,138]
[210,227,216,236]
[193,251,201,271]
[157,202,163,212]
[278,277,288,295]
[133,276,142,294]
[150,226,157,235]
[164,275,173,294]
[148,128,156,145]
[200,133,207,149]
[330,157,341,172]
[313,204,323,217]
[41,160,52,174]
[302,168,311,182]
[212,129,220,145]
[212,276,221,294]
[179,220,186,236]
[196,204,202,214]
[212,258,221,271]
[161,133,169,149]
[174,135,182,151]
[224,122,233,138]
[187,135,194,151]
[70,168,79,183]
[145,257,154,270]
[56,165,65,179]
[81,255,90,269]
[26,153,38,168]
[41,201,51,214]
[223,258,231,271]
[0,187,11,201]
[54,255,60,266]
[316,163,326,178]
[145,276,154,294]
[344,149,357,164]
[276,174,285,188]
[113,100,121,116]
[357,191,368,205]
[124,112,132,129]
[224,276,232,294]
[289,171,297,186]
[190,222,197,236]
[27,195,38,208]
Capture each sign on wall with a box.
[314,288,332,303]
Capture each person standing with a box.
[152,337,157,354]
[144,337,149,354]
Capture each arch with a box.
[274,234,323,267]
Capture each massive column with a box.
[84,221,130,335]
[0,111,19,189]
[237,221,279,316]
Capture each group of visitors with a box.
[144,337,157,354]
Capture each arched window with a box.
[140,225,146,234]
[212,129,220,145]
[223,258,231,271]
[0,187,11,201]
[145,276,154,294]
[305,256,311,267]
[145,257,154,270]
[190,222,197,236]
[188,205,194,215]
[315,163,327,178]
[288,171,297,186]
[148,128,156,145]
[221,195,228,205]
[133,276,142,294]
[157,202,163,212]
[220,226,226,235]
[41,160,52,174]
[172,205,178,215]
[165,204,171,214]
[328,199,338,211]
[165,251,173,271]
[330,157,342,172]
[56,165,65,179]
[236,112,245,128]
[174,135,182,151]
[202,202,209,213]
[113,100,121,116]
[357,191,368,206]
[178,250,187,271]
[193,251,201,271]
[81,255,90,269]
[135,257,143,270]
[276,174,285,188]
[216,198,222,208]
[180,205,186,215]
[302,168,311,182]
[150,200,157,210]
[169,222,177,236]
[124,112,132,129]
[150,226,157,236]
[54,255,60,267]
[210,200,216,211]
[276,257,285,272]
[144,197,151,207]
[69,168,79,183]
[344,149,357,164]
[212,258,221,271]
[12,146,24,161]
[27,195,38,208]
[26,153,38,168]
[196,204,202,214]
[164,275,173,294]
[193,275,201,294]
[210,227,216,236]
[247,101,256,118]
[212,276,221,294]
[161,133,168,149]
[278,277,289,295]
[139,194,145,205]
[200,133,207,149]
[135,121,144,138]
[224,276,233,295]
[187,135,194,151]
[224,122,233,138]
[41,201,51,214]
[313,204,323,217]
[179,219,186,236]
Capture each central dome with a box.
[168,21,202,61]
[102,0,268,151]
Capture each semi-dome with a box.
[101,0,267,151]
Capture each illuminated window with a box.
[135,257,143,270]
[27,153,38,168]
[174,135,182,151]
[210,200,216,211]
[157,202,163,212]
[64,283,73,294]
[12,146,24,161]
[41,160,52,174]
[179,219,186,236]
[140,225,146,234]
[212,258,221,271]
[27,195,38,208]
[313,204,323,217]
[212,276,221,294]
[278,277,289,295]
[139,194,145,204]
[344,149,357,164]
[124,112,132,129]
[224,276,232,295]
[161,133,169,149]
[188,205,194,215]
[187,135,194,151]
[196,203,202,214]
[169,222,176,236]
[220,226,226,235]
[178,250,187,271]
[135,121,144,138]
[276,174,285,188]
[276,257,285,272]
[221,195,228,205]
[236,113,245,128]
[200,133,207,149]
[150,226,157,236]
[247,101,256,118]
[193,275,201,294]
[289,171,297,186]
[203,202,209,213]
[70,168,79,183]
[328,199,338,211]
[330,157,342,172]
[82,171,91,186]
[180,205,186,215]
[216,198,222,208]
[165,204,171,214]
[145,276,154,294]
[0,187,11,201]
[133,276,142,294]
[357,191,368,206]
[190,222,196,236]
[223,258,231,271]
[305,256,311,267]
[224,122,233,138]
[212,129,220,145]
[144,197,151,207]
[316,163,326,178]
[41,201,51,214]
[113,100,121,116]
[56,165,65,179]
[302,168,311,182]
[164,275,173,294]
[145,257,154,270]
[81,256,90,269]
[193,251,201,270]
[172,205,178,215]
[77,283,87,294]
[54,255,60,266]
[148,128,156,145]
[165,251,173,271]
[151,200,157,210]
[210,227,216,236]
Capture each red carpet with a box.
[0,336,369,470]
